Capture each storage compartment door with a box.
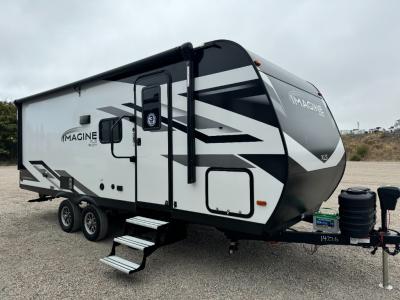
[206,168,254,218]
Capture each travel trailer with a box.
[15,41,400,283]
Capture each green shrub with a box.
[350,154,361,161]
[0,101,17,162]
[356,144,369,158]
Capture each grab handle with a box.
[110,115,136,162]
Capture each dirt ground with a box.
[1,162,400,299]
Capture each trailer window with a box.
[99,118,122,144]
[142,86,161,131]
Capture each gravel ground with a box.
[1,162,400,299]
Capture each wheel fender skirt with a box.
[76,195,98,206]
[55,191,70,199]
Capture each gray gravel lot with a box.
[1,162,400,299]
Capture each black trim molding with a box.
[172,209,264,236]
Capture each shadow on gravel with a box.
[37,209,58,223]
[99,218,374,289]
[19,209,377,290]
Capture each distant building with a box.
[341,122,399,135]
[369,127,385,133]
[340,130,352,135]
[340,129,367,135]
[350,129,362,135]
[379,127,386,132]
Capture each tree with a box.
[0,101,17,162]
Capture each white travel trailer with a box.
[16,40,400,281]
[14,40,347,272]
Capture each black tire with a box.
[81,205,108,241]
[58,199,82,233]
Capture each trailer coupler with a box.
[370,232,400,256]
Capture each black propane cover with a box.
[338,187,376,238]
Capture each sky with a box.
[0,0,399,130]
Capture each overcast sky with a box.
[1,0,399,130]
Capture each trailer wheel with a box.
[58,199,82,233]
[81,205,108,241]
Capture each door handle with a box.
[137,138,141,146]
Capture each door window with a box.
[142,86,161,131]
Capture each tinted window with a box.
[99,118,122,144]
[143,86,160,104]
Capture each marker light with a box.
[256,200,267,207]
[254,60,261,67]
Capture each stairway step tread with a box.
[126,216,168,229]
[100,255,140,274]
[114,235,155,250]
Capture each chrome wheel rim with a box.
[84,212,97,235]
[61,206,72,227]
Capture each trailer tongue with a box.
[228,186,400,289]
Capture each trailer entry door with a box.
[135,74,171,207]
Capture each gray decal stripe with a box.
[20,169,39,182]
[97,106,133,117]
[30,161,61,180]
[122,103,141,111]
[120,105,260,142]
[173,115,239,132]
[171,120,261,143]
[33,166,55,179]
[98,106,168,132]
[166,154,255,169]
[179,79,279,128]
[29,161,96,196]
[197,82,257,96]
[30,161,65,190]
[125,102,239,132]
[55,170,97,196]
